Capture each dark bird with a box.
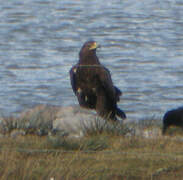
[69,41,126,121]
[162,107,183,135]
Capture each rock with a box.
[0,105,108,138]
[18,104,59,135]
[19,104,59,126]
[53,105,104,138]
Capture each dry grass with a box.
[0,134,183,179]
[1,107,183,179]
[0,105,58,136]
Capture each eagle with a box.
[70,41,126,121]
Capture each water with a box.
[1,0,183,121]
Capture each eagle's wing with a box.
[70,64,97,109]
[98,67,116,101]
[69,65,78,95]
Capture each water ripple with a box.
[0,0,183,121]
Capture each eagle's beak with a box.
[89,42,100,50]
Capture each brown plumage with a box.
[70,41,126,121]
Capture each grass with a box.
[1,106,183,179]
[1,135,183,179]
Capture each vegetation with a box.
[1,133,183,179]
[0,106,183,179]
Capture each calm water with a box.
[1,0,183,121]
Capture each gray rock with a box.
[53,105,105,137]
[0,105,118,138]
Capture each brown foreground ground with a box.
[1,132,183,180]
[0,105,183,180]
